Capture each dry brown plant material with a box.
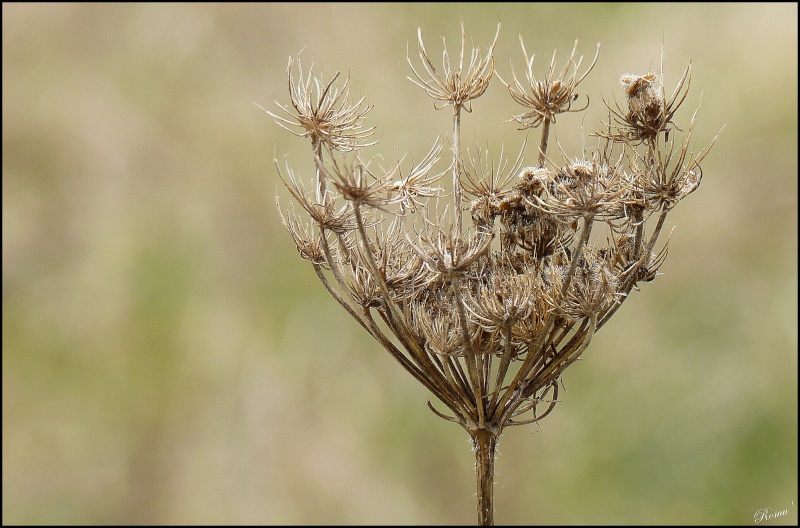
[267,22,718,525]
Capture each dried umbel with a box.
[267,23,717,525]
[501,38,600,165]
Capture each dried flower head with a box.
[268,25,717,526]
[503,38,600,129]
[391,140,448,213]
[320,152,399,209]
[599,51,692,144]
[275,158,358,234]
[408,20,500,112]
[275,200,327,265]
[408,224,493,280]
[267,57,376,151]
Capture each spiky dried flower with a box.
[503,39,600,130]
[320,151,400,209]
[598,51,692,144]
[501,38,599,166]
[407,224,493,280]
[465,269,537,333]
[275,200,327,265]
[625,107,714,212]
[408,20,500,112]
[391,140,448,213]
[275,158,358,234]
[528,156,627,222]
[267,57,376,152]
[268,25,717,526]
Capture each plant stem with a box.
[473,428,497,526]
[538,117,551,167]
[452,276,485,426]
[453,106,463,236]
[311,139,327,204]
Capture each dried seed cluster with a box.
[269,24,715,441]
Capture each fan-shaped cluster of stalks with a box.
[268,22,716,525]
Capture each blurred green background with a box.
[3,3,797,525]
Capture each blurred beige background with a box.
[3,3,797,525]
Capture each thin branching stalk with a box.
[538,117,551,167]
[454,108,463,235]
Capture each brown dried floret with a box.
[408,21,501,112]
[502,38,600,129]
[598,54,692,144]
[267,57,376,151]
